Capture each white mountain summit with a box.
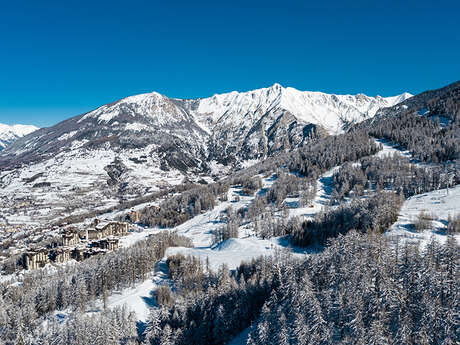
[188,83,412,135]
[0,84,412,170]
[0,123,39,150]
[79,83,412,134]
[0,84,411,225]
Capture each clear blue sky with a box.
[1,0,459,127]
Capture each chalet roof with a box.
[53,247,71,253]
[95,222,110,229]
[61,226,79,234]
[25,247,48,255]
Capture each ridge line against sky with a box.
[1,0,459,127]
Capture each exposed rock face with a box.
[0,84,410,171]
[0,84,410,226]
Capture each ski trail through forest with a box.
[93,137,415,324]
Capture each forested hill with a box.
[0,81,459,345]
[370,79,460,121]
[357,79,460,163]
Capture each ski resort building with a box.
[73,247,107,261]
[50,248,72,264]
[24,248,50,270]
[21,221,129,270]
[87,221,129,240]
[61,228,80,246]
[72,247,86,262]
[90,237,120,251]
[129,210,141,223]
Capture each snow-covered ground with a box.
[96,174,306,321]
[386,185,460,248]
[173,176,276,247]
[0,145,190,227]
[87,259,170,322]
[0,84,411,229]
[34,137,460,334]
[286,166,339,220]
[193,84,411,136]
[118,226,162,248]
[167,237,292,271]
[374,138,412,159]
[282,138,416,221]
[167,174,309,270]
[371,138,460,247]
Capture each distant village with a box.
[22,210,141,270]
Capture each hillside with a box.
[0,85,410,228]
[0,81,458,345]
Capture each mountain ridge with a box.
[0,84,412,226]
[0,84,411,170]
[0,123,39,150]
[1,80,458,246]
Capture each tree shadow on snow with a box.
[317,175,335,205]
[137,321,148,340]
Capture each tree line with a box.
[331,153,460,202]
[0,232,192,345]
[288,191,404,247]
[141,231,459,345]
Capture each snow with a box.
[13,130,455,332]
[105,279,156,322]
[57,130,77,141]
[296,166,338,217]
[193,83,412,135]
[163,173,306,271]
[124,122,150,131]
[374,138,412,159]
[83,259,169,322]
[229,327,251,345]
[109,137,421,319]
[0,123,38,137]
[0,84,412,230]
[86,174,299,321]
[282,138,415,221]
[118,227,162,248]
[0,123,39,149]
[0,143,189,226]
[166,237,290,271]
[0,87,417,329]
[383,92,413,105]
[78,91,188,126]
[386,185,460,248]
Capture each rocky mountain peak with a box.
[0,123,38,150]
[0,84,411,173]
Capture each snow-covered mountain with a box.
[0,84,410,226]
[0,123,38,150]
[0,84,411,169]
[181,84,411,160]
[189,83,411,134]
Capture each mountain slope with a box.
[1,93,208,171]
[1,84,410,169]
[0,123,38,150]
[181,84,411,160]
[0,84,410,226]
[364,80,460,123]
